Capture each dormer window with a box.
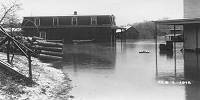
[72,17,78,25]
[53,17,59,26]
[91,16,97,25]
[34,18,40,26]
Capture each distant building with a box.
[124,26,139,39]
[21,12,117,43]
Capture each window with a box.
[34,18,40,26]
[111,16,116,25]
[72,17,78,25]
[91,16,97,25]
[53,17,59,26]
[39,32,46,40]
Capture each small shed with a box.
[155,18,200,51]
[124,26,139,39]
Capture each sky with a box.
[15,0,183,25]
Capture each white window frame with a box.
[111,15,116,25]
[53,17,59,26]
[39,32,47,40]
[71,17,78,25]
[34,18,40,26]
[91,16,97,25]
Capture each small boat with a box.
[139,50,150,53]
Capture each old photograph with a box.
[0,0,199,100]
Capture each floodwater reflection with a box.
[48,40,200,100]
[62,43,116,71]
[184,52,200,100]
[159,50,173,59]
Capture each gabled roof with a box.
[126,26,138,32]
[154,18,200,25]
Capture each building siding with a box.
[184,0,200,18]
[184,24,200,50]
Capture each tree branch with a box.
[0,0,21,24]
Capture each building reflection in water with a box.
[184,52,200,100]
[59,43,116,72]
[159,50,173,59]
[156,50,200,100]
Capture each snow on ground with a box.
[0,53,73,100]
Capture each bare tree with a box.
[0,0,22,37]
[0,0,22,25]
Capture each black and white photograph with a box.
[0,0,199,100]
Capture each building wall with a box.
[184,0,200,18]
[184,24,200,50]
[184,50,200,100]
[23,27,114,43]
[184,52,200,80]
[61,27,113,42]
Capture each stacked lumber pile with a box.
[32,37,64,60]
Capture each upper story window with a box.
[72,17,78,25]
[111,15,116,25]
[91,16,97,25]
[34,18,40,26]
[53,17,59,26]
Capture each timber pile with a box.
[32,38,64,60]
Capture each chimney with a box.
[74,11,77,15]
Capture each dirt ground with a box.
[0,53,73,100]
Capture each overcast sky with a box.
[16,0,183,25]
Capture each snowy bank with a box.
[0,53,72,100]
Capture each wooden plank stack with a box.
[32,38,64,60]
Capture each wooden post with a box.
[120,29,123,51]
[155,23,158,76]
[6,38,10,63]
[124,29,126,43]
[173,25,177,77]
[28,51,32,80]
[121,29,123,43]
[195,24,199,73]
[114,30,116,43]
[111,30,112,44]
[196,24,199,52]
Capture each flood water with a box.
[51,39,200,100]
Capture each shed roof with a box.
[154,18,200,25]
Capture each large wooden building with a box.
[21,13,117,43]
